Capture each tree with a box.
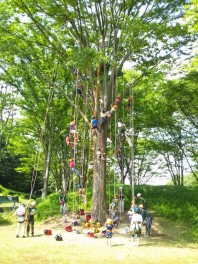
[0,0,194,221]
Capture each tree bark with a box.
[91,126,108,222]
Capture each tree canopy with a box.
[0,0,197,221]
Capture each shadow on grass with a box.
[111,243,125,247]
[141,215,195,247]
[0,221,12,226]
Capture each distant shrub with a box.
[0,213,13,225]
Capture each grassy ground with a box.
[0,211,198,264]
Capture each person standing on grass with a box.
[130,206,143,246]
[144,211,153,237]
[15,202,26,238]
[59,189,67,214]
[26,201,36,237]
[105,218,114,247]
[136,193,147,209]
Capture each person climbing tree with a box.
[69,158,81,177]
[65,134,74,147]
[91,116,98,135]
[69,121,76,133]
[77,84,85,98]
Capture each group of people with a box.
[128,193,152,244]
[105,192,152,246]
[65,121,82,190]
[14,190,151,246]
[15,201,36,238]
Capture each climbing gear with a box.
[55,234,63,241]
[106,218,113,225]
[84,222,90,228]
[44,229,52,235]
[134,206,140,213]
[65,226,73,232]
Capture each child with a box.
[65,134,74,147]
[105,218,113,247]
[69,158,75,169]
[144,211,152,237]
[91,116,98,130]
[130,206,143,246]
[70,121,76,132]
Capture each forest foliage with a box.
[0,0,198,220]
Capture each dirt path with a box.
[0,213,198,264]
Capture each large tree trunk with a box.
[91,66,114,222]
[91,126,108,222]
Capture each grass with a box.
[0,211,198,264]
[1,184,198,241]
[1,183,198,263]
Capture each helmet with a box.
[96,221,101,227]
[31,201,36,206]
[92,116,95,119]
[55,234,63,241]
[137,193,142,198]
[106,218,113,225]
[84,222,90,228]
[20,202,25,206]
[134,206,140,213]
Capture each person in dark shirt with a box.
[59,189,67,215]
[105,218,114,247]
[26,201,36,237]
